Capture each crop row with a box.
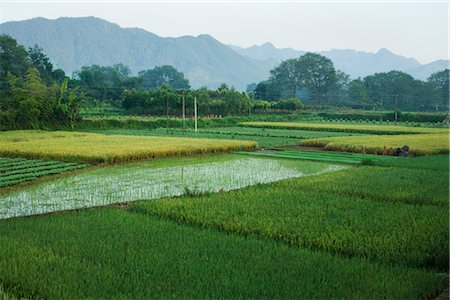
[0,160,63,173]
[0,161,89,188]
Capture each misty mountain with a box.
[230,43,448,80]
[0,17,273,90]
[1,17,447,91]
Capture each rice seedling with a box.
[0,155,345,219]
[0,130,257,163]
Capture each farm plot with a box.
[0,207,445,299]
[0,130,256,163]
[240,121,449,135]
[133,165,449,270]
[0,155,345,219]
[0,157,88,188]
[235,149,405,165]
[300,133,449,155]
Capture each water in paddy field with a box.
[0,156,347,219]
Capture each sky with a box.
[0,0,448,64]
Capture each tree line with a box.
[0,35,82,130]
[250,52,449,112]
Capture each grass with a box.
[0,207,446,299]
[240,121,449,135]
[300,133,449,155]
[0,130,257,163]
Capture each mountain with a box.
[0,17,273,90]
[1,17,447,90]
[230,44,448,80]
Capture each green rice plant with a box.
[0,155,344,219]
[0,207,446,299]
[132,173,449,270]
[292,166,449,206]
[0,130,257,163]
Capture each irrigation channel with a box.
[0,155,347,219]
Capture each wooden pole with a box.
[166,94,169,133]
[182,90,186,134]
[194,96,198,133]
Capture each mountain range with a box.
[0,17,447,90]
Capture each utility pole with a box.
[166,94,169,133]
[194,96,198,133]
[182,90,186,134]
[394,94,398,125]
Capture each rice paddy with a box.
[0,122,448,299]
[0,130,257,163]
[0,155,345,219]
[300,133,449,155]
[240,121,449,134]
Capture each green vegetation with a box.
[133,170,448,270]
[301,133,449,155]
[0,157,88,188]
[0,130,256,163]
[240,121,449,134]
[0,155,342,219]
[236,149,406,165]
[292,165,449,206]
[81,126,362,148]
[1,207,445,299]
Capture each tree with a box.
[428,69,449,110]
[270,58,303,98]
[0,35,29,83]
[138,65,190,90]
[28,44,59,84]
[297,53,336,105]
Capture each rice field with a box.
[300,133,449,155]
[235,149,406,165]
[0,157,88,188]
[0,130,257,163]
[0,155,345,219]
[240,121,449,135]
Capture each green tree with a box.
[270,58,303,98]
[298,53,336,105]
[0,35,29,83]
[138,65,190,90]
[427,69,449,110]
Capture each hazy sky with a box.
[0,0,448,64]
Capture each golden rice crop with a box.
[240,122,449,135]
[300,133,449,155]
[0,130,257,163]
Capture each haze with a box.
[0,0,448,64]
